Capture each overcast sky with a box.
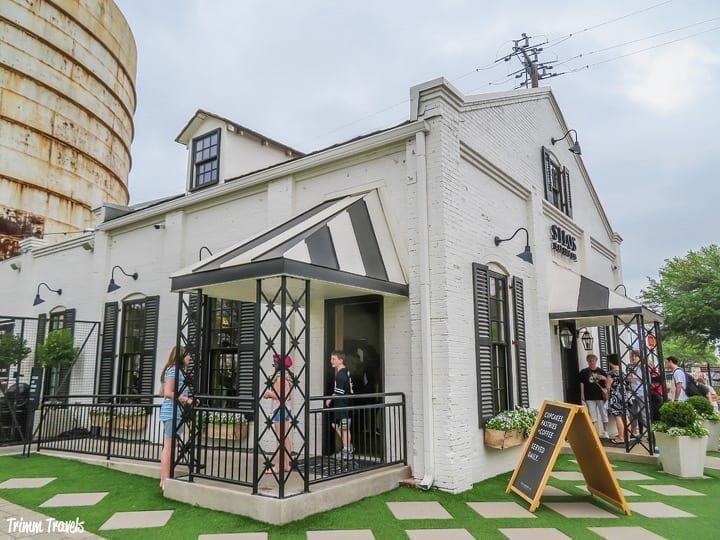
[114,0,719,298]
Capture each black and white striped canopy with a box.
[170,190,408,297]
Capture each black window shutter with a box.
[56,308,76,397]
[541,147,553,204]
[512,277,529,408]
[138,296,160,403]
[562,166,573,218]
[473,263,494,426]
[34,314,47,366]
[236,301,256,410]
[98,303,118,402]
[598,326,608,371]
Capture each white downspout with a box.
[415,131,434,490]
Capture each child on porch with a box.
[326,350,354,458]
[262,354,293,474]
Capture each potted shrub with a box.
[0,333,31,372]
[36,328,78,389]
[653,400,709,477]
[484,407,538,449]
[687,396,720,452]
[205,412,249,441]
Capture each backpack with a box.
[685,372,702,397]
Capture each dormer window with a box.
[191,128,221,189]
[542,147,573,218]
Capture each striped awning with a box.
[170,190,408,297]
[548,263,662,325]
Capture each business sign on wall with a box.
[550,224,577,261]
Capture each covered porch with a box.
[167,190,411,504]
[549,263,664,455]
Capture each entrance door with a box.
[324,296,383,457]
[559,321,582,404]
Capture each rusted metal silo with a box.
[0,0,136,259]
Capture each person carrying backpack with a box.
[666,356,689,401]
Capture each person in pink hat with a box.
[263,354,294,474]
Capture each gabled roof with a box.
[174,109,304,157]
[170,190,407,297]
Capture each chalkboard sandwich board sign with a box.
[506,400,629,515]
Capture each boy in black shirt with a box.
[326,350,354,456]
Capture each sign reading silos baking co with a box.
[550,225,577,261]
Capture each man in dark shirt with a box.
[325,350,354,457]
[579,353,608,438]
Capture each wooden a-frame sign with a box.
[507,400,630,515]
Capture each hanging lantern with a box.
[559,327,574,349]
[580,329,594,351]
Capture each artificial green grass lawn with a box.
[1,453,720,539]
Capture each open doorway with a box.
[324,295,383,457]
[559,321,581,404]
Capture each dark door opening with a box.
[559,321,581,405]
[324,296,383,457]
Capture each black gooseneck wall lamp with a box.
[494,227,533,264]
[614,284,627,296]
[33,282,62,306]
[198,246,213,260]
[107,265,138,293]
[551,129,582,155]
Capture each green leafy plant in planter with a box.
[687,395,720,451]
[0,333,31,370]
[653,400,708,437]
[35,329,78,369]
[205,412,249,441]
[485,407,538,449]
[653,400,709,477]
[88,406,148,431]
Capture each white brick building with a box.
[0,78,660,496]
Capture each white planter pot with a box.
[654,431,708,478]
[701,419,720,452]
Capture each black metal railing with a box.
[306,392,407,486]
[35,391,406,497]
[37,396,164,462]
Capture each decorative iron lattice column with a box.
[613,313,657,455]
[170,290,205,478]
[252,276,310,498]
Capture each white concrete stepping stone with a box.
[386,502,452,520]
[576,485,639,497]
[307,531,374,539]
[467,502,536,518]
[569,459,615,468]
[40,492,108,507]
[588,526,666,539]
[0,477,55,489]
[639,485,704,496]
[703,456,720,469]
[99,509,174,530]
[543,486,571,496]
[200,535,268,540]
[406,529,474,539]
[612,471,654,481]
[550,472,585,481]
[627,502,695,518]
[543,502,617,518]
[499,528,571,539]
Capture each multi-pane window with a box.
[206,299,255,412]
[118,300,146,400]
[542,147,573,218]
[191,128,220,189]
[488,272,511,412]
[473,264,528,425]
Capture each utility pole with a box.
[505,33,557,89]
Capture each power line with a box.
[563,24,720,74]
[545,0,674,49]
[554,16,720,67]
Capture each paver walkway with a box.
[2,451,720,538]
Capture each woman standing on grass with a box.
[159,346,193,490]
